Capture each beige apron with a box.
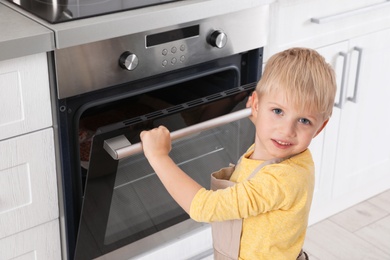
[210,157,284,260]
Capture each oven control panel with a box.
[118,25,228,72]
[55,5,268,98]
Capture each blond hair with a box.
[256,48,337,119]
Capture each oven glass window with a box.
[104,115,254,245]
[75,68,256,259]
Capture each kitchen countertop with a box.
[0,3,54,61]
[1,0,274,55]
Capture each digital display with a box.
[146,25,200,47]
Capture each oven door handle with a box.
[104,107,252,160]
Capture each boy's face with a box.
[250,91,328,160]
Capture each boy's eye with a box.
[272,108,283,115]
[299,118,311,125]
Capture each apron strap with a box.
[235,145,255,165]
[247,157,286,180]
[237,144,295,180]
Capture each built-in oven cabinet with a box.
[266,0,390,59]
[0,219,61,259]
[0,53,52,140]
[307,29,390,225]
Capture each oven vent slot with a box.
[205,93,224,101]
[225,88,240,95]
[143,110,166,119]
[122,117,143,125]
[166,106,186,113]
[241,84,255,91]
[187,99,204,106]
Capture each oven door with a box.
[74,85,256,260]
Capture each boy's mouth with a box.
[272,139,292,147]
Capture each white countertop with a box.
[0,3,54,61]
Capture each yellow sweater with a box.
[189,148,315,260]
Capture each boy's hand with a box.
[140,126,172,160]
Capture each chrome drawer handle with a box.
[334,52,348,109]
[104,107,252,160]
[347,47,363,104]
[311,0,390,24]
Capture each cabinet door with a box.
[0,220,61,259]
[0,53,52,141]
[0,128,58,238]
[332,29,390,199]
[308,42,348,224]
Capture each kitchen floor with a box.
[303,189,390,260]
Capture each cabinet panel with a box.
[0,220,61,259]
[0,128,58,239]
[308,30,390,224]
[0,53,52,141]
[333,28,390,198]
[266,0,390,59]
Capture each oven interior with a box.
[78,68,239,167]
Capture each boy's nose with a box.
[280,121,296,137]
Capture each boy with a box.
[140,48,336,259]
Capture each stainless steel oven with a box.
[53,6,269,259]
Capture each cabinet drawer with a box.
[0,220,61,260]
[0,128,58,239]
[0,53,52,141]
[267,0,390,57]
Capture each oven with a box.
[53,6,269,260]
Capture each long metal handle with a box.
[334,52,348,109]
[104,108,252,160]
[311,1,390,24]
[347,47,363,103]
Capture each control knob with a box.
[119,51,139,71]
[209,30,227,49]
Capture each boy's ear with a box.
[250,91,259,118]
[313,119,329,138]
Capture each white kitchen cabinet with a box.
[0,52,61,258]
[268,1,390,224]
[0,53,52,141]
[0,219,61,260]
[0,128,59,239]
[266,0,390,59]
[309,29,390,224]
[331,29,390,200]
